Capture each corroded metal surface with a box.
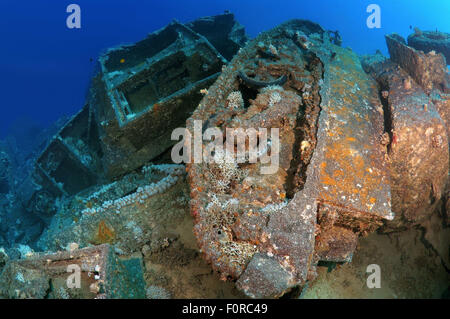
[386,33,448,94]
[408,29,450,63]
[187,22,325,291]
[20,15,449,299]
[308,44,393,262]
[32,13,247,203]
[0,244,146,299]
[313,45,393,220]
[387,75,448,228]
[96,20,226,178]
[432,92,450,144]
[34,105,102,197]
[187,20,393,298]
[362,39,449,229]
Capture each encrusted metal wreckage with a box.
[0,244,146,299]
[187,20,394,298]
[0,14,448,299]
[408,28,450,64]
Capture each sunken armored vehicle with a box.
[2,14,448,299]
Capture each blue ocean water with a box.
[0,0,449,137]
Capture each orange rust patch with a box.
[95,220,115,244]
[319,139,382,207]
[317,47,386,214]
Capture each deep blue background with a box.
[0,0,449,137]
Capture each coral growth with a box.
[146,285,171,299]
[207,149,246,193]
[226,91,244,109]
[81,164,185,216]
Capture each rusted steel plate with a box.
[361,44,449,229]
